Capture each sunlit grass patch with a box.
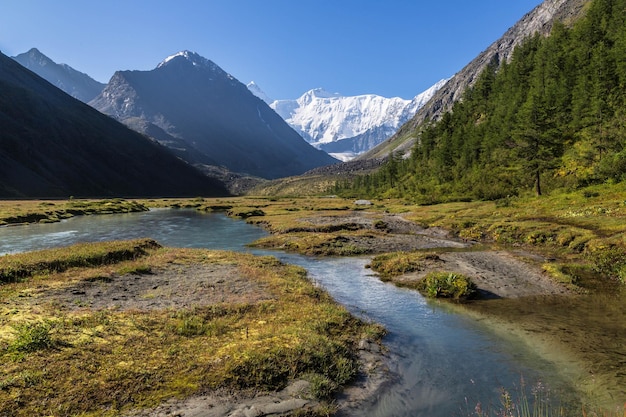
[0,238,159,284]
[0,198,148,226]
[250,232,370,256]
[368,251,440,280]
[413,271,477,299]
[8,320,55,353]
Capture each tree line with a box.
[336,0,626,203]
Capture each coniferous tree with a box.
[335,0,626,201]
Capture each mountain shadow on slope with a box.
[0,51,228,198]
[90,51,338,179]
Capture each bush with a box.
[9,321,54,353]
[416,272,477,299]
[308,373,338,400]
[587,243,626,283]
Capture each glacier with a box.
[248,79,448,160]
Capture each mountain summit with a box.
[260,80,446,161]
[157,50,221,70]
[91,51,337,179]
[12,48,105,103]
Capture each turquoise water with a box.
[0,209,582,416]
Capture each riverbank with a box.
[0,199,148,226]
[248,209,574,299]
[210,194,624,412]
[0,240,385,416]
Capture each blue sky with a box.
[1,0,543,100]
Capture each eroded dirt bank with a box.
[295,211,572,299]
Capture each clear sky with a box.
[1,0,543,100]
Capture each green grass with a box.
[8,321,54,353]
[368,251,436,280]
[393,183,626,287]
[0,198,149,226]
[251,232,371,256]
[141,188,626,287]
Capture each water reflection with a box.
[270,254,581,416]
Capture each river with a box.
[1,209,623,415]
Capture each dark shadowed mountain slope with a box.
[360,0,590,160]
[12,48,105,103]
[90,51,338,179]
[0,51,228,198]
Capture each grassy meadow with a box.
[0,239,384,416]
[162,182,626,290]
[3,182,626,289]
[0,199,148,226]
[1,181,625,415]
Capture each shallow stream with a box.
[1,209,623,415]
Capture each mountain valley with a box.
[1,1,626,416]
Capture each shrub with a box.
[587,243,626,283]
[416,272,477,299]
[308,373,338,400]
[9,321,54,353]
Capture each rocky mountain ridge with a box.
[12,48,105,103]
[0,51,227,198]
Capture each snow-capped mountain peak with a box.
[262,79,448,160]
[155,51,237,82]
[303,88,341,100]
[157,50,215,69]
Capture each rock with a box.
[358,339,381,354]
[259,399,310,415]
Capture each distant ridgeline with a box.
[337,0,626,203]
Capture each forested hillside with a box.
[338,0,625,203]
